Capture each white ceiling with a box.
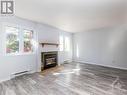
[15,0,127,33]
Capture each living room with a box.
[0,0,127,95]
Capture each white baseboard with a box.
[0,70,37,83]
[73,61,127,70]
[0,77,11,83]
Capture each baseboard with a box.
[28,70,36,74]
[73,61,127,71]
[0,77,11,83]
[0,70,37,83]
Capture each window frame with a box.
[23,29,34,54]
[3,23,35,56]
[59,35,71,52]
[59,36,64,51]
[65,36,70,52]
[5,25,20,55]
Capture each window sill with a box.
[5,52,35,56]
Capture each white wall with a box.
[0,16,38,82]
[36,23,72,71]
[73,25,127,70]
[0,16,72,82]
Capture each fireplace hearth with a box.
[41,51,58,70]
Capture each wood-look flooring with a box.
[0,62,127,95]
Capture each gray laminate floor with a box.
[0,62,127,95]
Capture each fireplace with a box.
[41,51,58,70]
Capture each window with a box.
[23,30,33,53]
[59,36,64,51]
[59,36,70,52]
[65,37,70,51]
[6,26,19,54]
[5,26,34,55]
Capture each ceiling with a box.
[15,0,127,33]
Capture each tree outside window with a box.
[5,26,34,54]
[6,26,19,54]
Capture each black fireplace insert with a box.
[41,51,58,70]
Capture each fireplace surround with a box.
[41,51,58,70]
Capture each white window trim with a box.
[3,22,36,56]
[59,35,71,52]
[22,28,35,54]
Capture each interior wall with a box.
[0,16,37,82]
[73,25,127,70]
[0,16,72,82]
[36,23,72,72]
